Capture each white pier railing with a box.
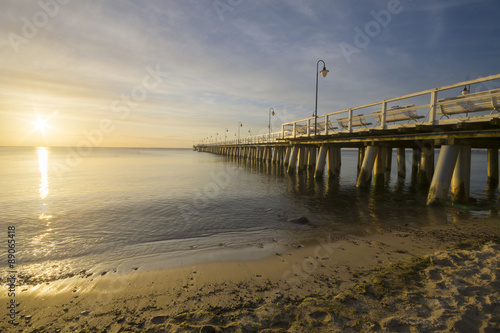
[200,74,500,146]
[281,74,500,139]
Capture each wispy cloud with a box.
[1,0,499,147]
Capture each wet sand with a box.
[2,217,500,332]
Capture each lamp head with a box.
[462,85,469,95]
[320,66,329,78]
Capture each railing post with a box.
[282,124,285,140]
[324,115,328,135]
[307,119,311,137]
[381,101,387,129]
[348,109,353,133]
[293,122,297,139]
[429,89,438,126]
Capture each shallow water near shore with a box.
[1,146,499,283]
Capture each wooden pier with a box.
[195,74,500,206]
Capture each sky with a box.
[1,0,500,148]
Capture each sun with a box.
[31,116,49,134]
[30,111,58,135]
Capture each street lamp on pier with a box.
[314,60,329,136]
[268,107,275,138]
[237,121,243,144]
[225,128,228,143]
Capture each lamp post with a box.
[268,107,275,138]
[215,133,218,144]
[314,60,329,136]
[237,121,243,144]
[225,128,228,143]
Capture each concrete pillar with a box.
[451,146,471,204]
[357,147,365,176]
[298,147,307,173]
[284,147,291,166]
[373,147,387,188]
[287,146,299,174]
[385,147,392,174]
[327,147,336,177]
[314,146,328,178]
[397,148,406,179]
[334,147,342,173]
[427,145,460,206]
[278,147,284,164]
[419,143,434,187]
[411,147,421,185]
[356,146,378,188]
[308,147,317,169]
[487,148,499,188]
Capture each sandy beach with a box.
[3,215,500,333]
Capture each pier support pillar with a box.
[427,145,460,206]
[314,146,328,178]
[308,147,317,169]
[419,142,434,187]
[327,147,336,177]
[334,147,341,173]
[287,146,299,174]
[356,146,378,188]
[357,147,365,176]
[397,148,406,179]
[385,147,392,174]
[487,148,499,188]
[298,147,307,173]
[373,147,387,188]
[284,147,291,166]
[451,146,471,204]
[411,147,421,185]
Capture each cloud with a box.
[1,0,499,147]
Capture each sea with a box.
[1,146,499,283]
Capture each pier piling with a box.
[314,146,328,178]
[451,145,471,204]
[427,145,460,206]
[356,146,378,188]
[397,148,406,179]
[487,148,499,188]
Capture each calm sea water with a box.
[0,146,498,282]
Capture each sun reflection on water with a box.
[33,147,55,256]
[37,147,49,199]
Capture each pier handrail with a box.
[199,74,500,146]
[279,74,500,139]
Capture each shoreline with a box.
[2,216,500,332]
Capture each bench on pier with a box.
[317,123,339,132]
[287,123,339,136]
[337,114,372,129]
[437,89,500,118]
[373,104,424,124]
